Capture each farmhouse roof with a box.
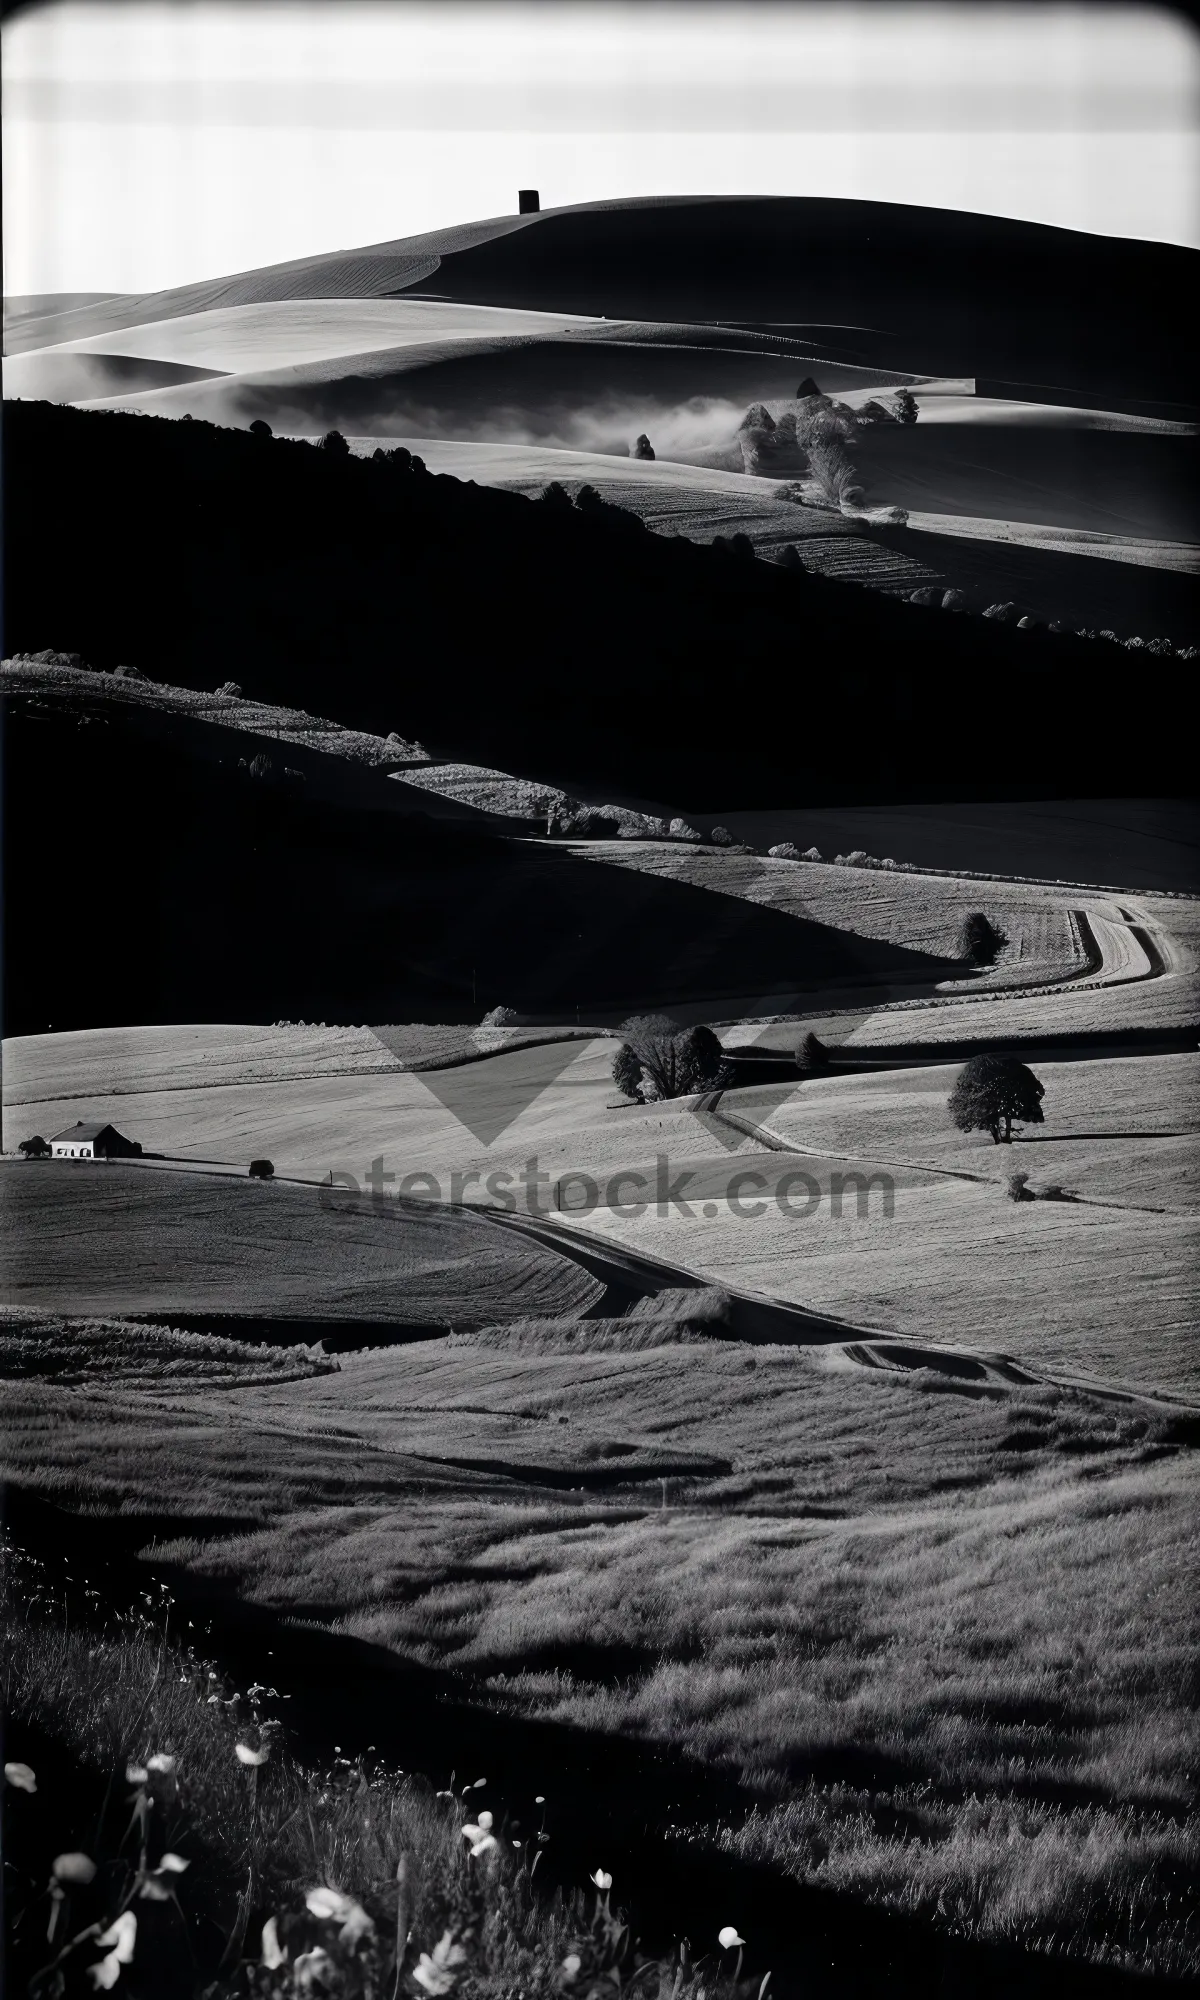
[50,1120,126,1144]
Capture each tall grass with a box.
[2,1540,766,1999]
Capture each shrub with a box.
[1006,1170,1031,1202]
[802,845,823,861]
[958,912,1008,965]
[941,590,966,611]
[767,842,800,859]
[710,827,734,847]
[248,1159,274,1179]
[216,680,242,697]
[949,1054,1045,1145]
[892,388,919,424]
[668,817,703,843]
[480,1005,518,1027]
[806,425,861,510]
[17,1136,50,1158]
[320,430,350,457]
[631,433,655,460]
[774,545,805,571]
[729,532,756,560]
[249,419,272,438]
[982,602,1018,622]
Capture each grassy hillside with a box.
[3,1313,1197,1981]
[5,403,1196,820]
[2,693,962,1035]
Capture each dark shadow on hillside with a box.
[4,402,1196,817]
[2,703,954,1036]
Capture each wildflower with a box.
[53,1853,97,1885]
[535,1795,545,1805]
[235,1742,270,1766]
[718,1930,745,1951]
[88,1912,137,1989]
[413,1929,468,1996]
[261,1916,287,1969]
[561,1954,583,1983]
[462,1822,498,1859]
[305,1886,374,1944]
[472,1777,487,1788]
[5,1762,37,1793]
[125,1763,148,1786]
[476,1810,493,1831]
[590,1869,612,1892]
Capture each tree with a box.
[18,1135,50,1158]
[612,1016,727,1100]
[612,1041,644,1100]
[949,1055,1044,1144]
[795,1031,830,1074]
[539,481,574,511]
[958,912,1007,965]
[673,1024,731,1093]
[320,430,350,457]
[892,389,919,424]
[249,419,272,438]
[631,434,655,460]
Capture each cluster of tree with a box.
[612,1016,731,1101]
[949,1054,1044,1144]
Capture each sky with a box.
[4,0,1198,297]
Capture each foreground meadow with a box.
[3,1309,1197,1982]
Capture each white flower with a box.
[305,1886,374,1944]
[476,1810,493,1831]
[718,1928,745,1950]
[146,1754,176,1775]
[561,1954,583,1982]
[157,1853,189,1874]
[261,1916,287,1969]
[125,1763,148,1786]
[293,1946,336,1993]
[4,1762,36,1793]
[88,1912,137,1987]
[413,1929,468,1996]
[461,1822,498,1859]
[535,1795,545,1805]
[590,1869,613,1891]
[235,1742,270,1766]
[52,1852,97,1884]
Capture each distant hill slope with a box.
[3,402,1196,818]
[7,197,1195,406]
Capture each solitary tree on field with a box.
[949,1054,1044,1144]
[18,1135,50,1158]
[958,912,1007,965]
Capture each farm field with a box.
[4,1029,1197,1391]
[0,1162,603,1326]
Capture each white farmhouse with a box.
[50,1121,142,1161]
